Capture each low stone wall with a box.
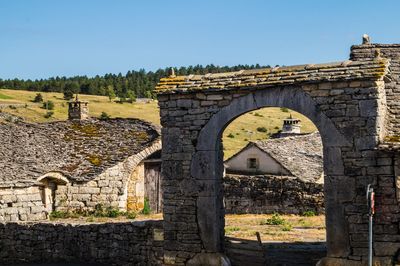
[223,174,324,214]
[0,186,46,222]
[0,220,164,265]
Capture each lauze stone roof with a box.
[155,59,388,93]
[243,133,323,183]
[0,118,160,188]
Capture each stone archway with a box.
[192,87,350,257]
[157,58,396,265]
[37,172,69,214]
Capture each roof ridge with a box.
[156,59,389,93]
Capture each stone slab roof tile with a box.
[155,59,389,94]
[0,118,160,187]
[253,132,323,183]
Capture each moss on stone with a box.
[87,154,103,166]
[70,123,101,138]
[130,130,149,141]
[384,135,400,142]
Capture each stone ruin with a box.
[155,37,400,265]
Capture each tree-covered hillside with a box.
[0,64,269,100]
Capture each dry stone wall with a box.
[223,174,324,214]
[0,220,164,265]
[0,186,46,222]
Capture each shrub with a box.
[49,204,134,220]
[261,213,286,225]
[281,107,289,112]
[299,218,313,227]
[281,223,293,231]
[44,111,54,118]
[42,100,55,110]
[254,112,264,117]
[227,133,235,138]
[256,126,268,132]
[126,90,136,103]
[92,204,121,218]
[225,226,240,234]
[63,90,74,100]
[126,211,137,220]
[33,93,43,103]
[93,204,105,216]
[99,112,110,120]
[302,210,316,217]
[142,198,151,215]
[49,211,69,220]
[105,207,120,218]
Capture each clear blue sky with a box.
[1,0,400,80]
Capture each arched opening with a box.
[221,106,325,264]
[37,173,69,214]
[191,87,351,261]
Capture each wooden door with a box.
[144,161,162,213]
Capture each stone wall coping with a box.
[155,59,389,94]
[0,219,163,227]
[377,142,400,151]
[351,43,400,49]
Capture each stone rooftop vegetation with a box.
[155,59,388,93]
[0,118,160,188]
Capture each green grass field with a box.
[0,89,317,159]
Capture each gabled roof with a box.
[155,59,389,93]
[226,133,323,183]
[0,118,160,187]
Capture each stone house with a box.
[223,132,324,214]
[0,99,162,222]
[224,132,323,182]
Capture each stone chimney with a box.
[68,94,89,120]
[281,114,301,136]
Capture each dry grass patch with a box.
[225,214,325,242]
[0,89,160,125]
[222,108,317,159]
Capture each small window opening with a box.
[248,158,258,169]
